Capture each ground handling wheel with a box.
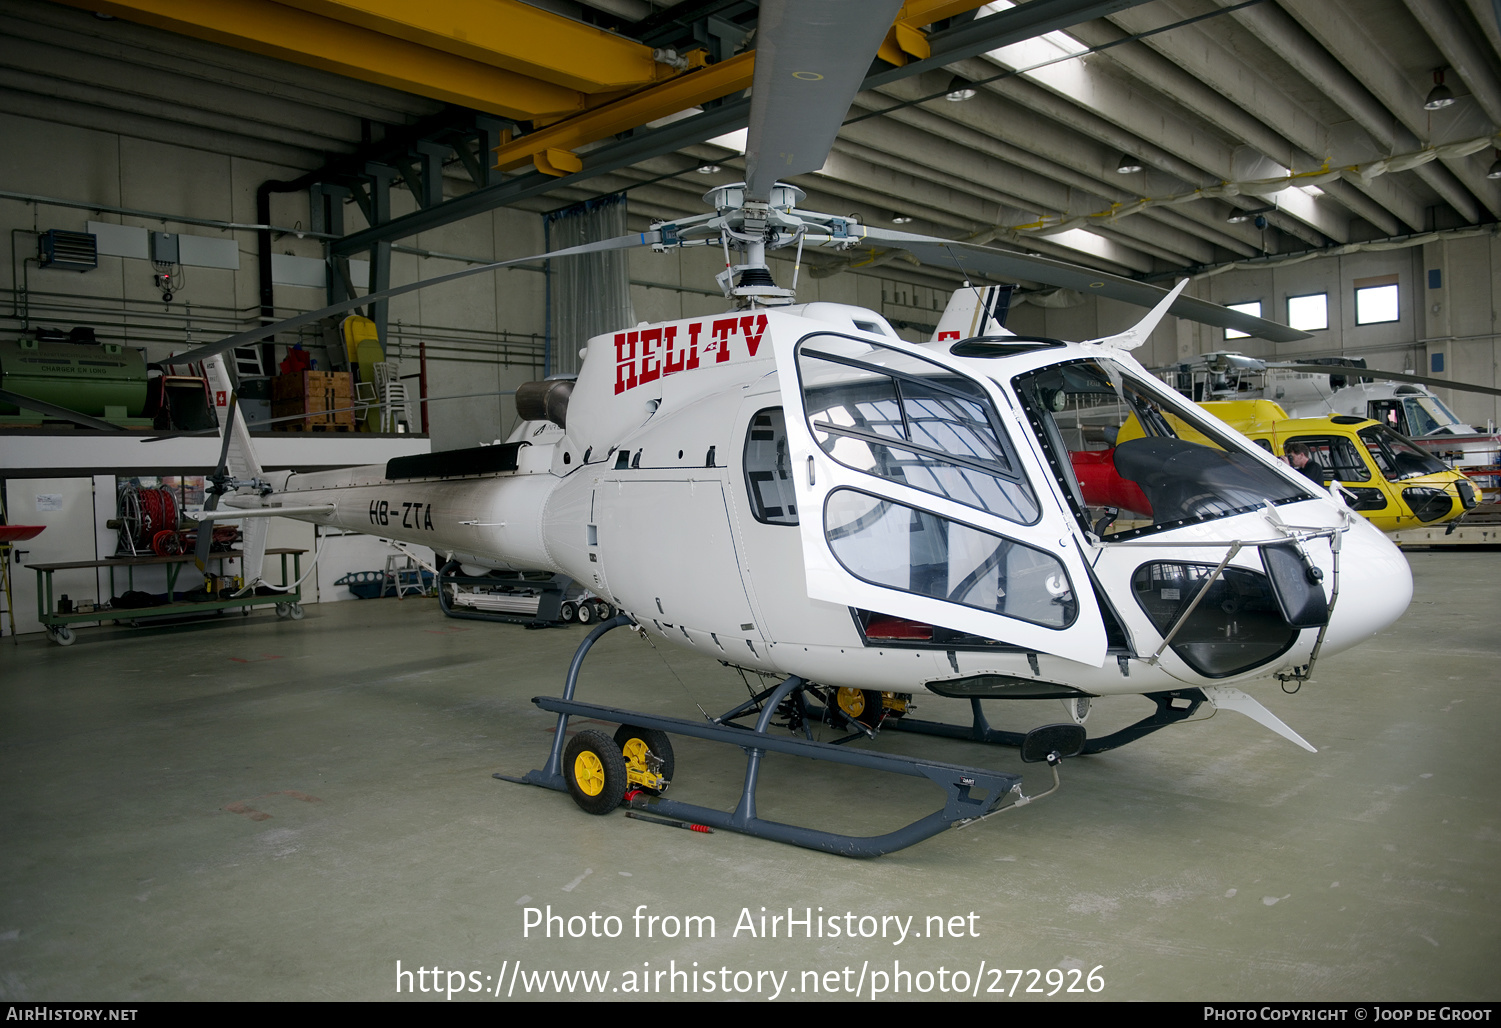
[613,724,674,793]
[558,601,578,624]
[48,625,75,646]
[834,687,884,730]
[576,599,594,624]
[564,730,628,815]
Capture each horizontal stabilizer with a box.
[190,504,336,521]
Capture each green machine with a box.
[0,338,151,427]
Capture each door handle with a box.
[806,455,815,487]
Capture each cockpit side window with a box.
[1367,399,1408,435]
[1284,435,1372,482]
[1012,359,1312,539]
[744,407,799,525]
[797,339,1040,525]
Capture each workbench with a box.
[28,548,307,645]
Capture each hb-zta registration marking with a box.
[370,499,434,530]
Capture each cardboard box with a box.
[271,371,354,430]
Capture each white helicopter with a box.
[169,0,1414,857]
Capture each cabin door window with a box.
[773,331,1107,666]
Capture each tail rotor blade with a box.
[193,505,216,571]
[214,393,238,478]
[197,393,236,571]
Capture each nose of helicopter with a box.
[1315,518,1413,657]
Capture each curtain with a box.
[545,193,634,377]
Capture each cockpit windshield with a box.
[1405,395,1473,436]
[1011,359,1313,539]
[1359,424,1449,480]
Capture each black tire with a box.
[563,730,627,815]
[612,724,675,790]
[576,599,594,624]
[834,687,883,729]
[592,600,614,621]
[558,601,578,624]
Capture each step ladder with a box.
[383,553,428,599]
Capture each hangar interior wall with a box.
[1006,234,1501,431]
[3,108,1498,446]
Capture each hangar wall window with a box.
[1286,292,1328,331]
[1354,276,1399,325]
[1224,300,1261,340]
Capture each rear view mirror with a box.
[1021,723,1087,764]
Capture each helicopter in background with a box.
[1195,401,1478,533]
[1161,352,1501,503]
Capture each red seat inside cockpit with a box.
[1069,448,1153,516]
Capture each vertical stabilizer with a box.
[931,284,1015,343]
[203,355,264,483]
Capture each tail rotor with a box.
[195,392,237,572]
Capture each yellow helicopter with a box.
[1117,399,1479,534]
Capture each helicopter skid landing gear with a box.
[498,616,1034,858]
[882,689,1210,755]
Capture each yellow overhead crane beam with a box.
[494,52,752,176]
[63,0,995,181]
[55,0,686,120]
[501,0,994,176]
[879,0,992,66]
[275,0,682,95]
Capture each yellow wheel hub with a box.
[837,687,866,717]
[573,750,606,796]
[620,737,651,770]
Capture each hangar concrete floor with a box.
[0,550,1497,1003]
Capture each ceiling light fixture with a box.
[697,163,721,174]
[1226,204,1276,225]
[945,77,977,102]
[1488,150,1501,180]
[1116,154,1143,174]
[1424,69,1456,111]
[891,214,913,224]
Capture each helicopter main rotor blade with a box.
[170,231,660,366]
[743,0,905,202]
[854,226,1312,344]
[1275,364,1501,399]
